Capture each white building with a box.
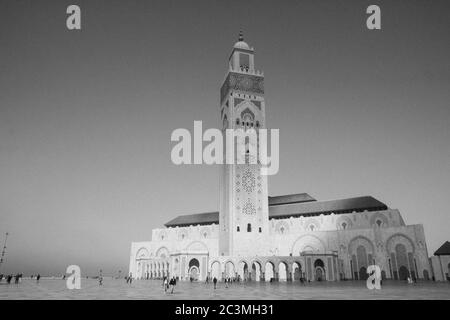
[129,34,432,282]
[429,241,450,281]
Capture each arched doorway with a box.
[224,261,235,279]
[265,262,275,282]
[251,262,261,281]
[398,266,409,280]
[314,259,325,281]
[423,270,429,280]
[359,266,368,281]
[189,258,200,281]
[292,262,302,281]
[238,261,249,281]
[278,262,288,281]
[211,261,221,281]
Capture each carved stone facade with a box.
[129,35,432,282]
[130,208,431,282]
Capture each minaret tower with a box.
[219,33,269,257]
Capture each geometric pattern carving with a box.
[242,169,255,193]
[242,200,256,215]
[221,72,264,103]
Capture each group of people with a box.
[163,276,177,293]
[0,273,25,284]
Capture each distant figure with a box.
[36,274,41,283]
[213,277,217,289]
[0,274,3,282]
[225,277,229,288]
[163,277,168,293]
[14,274,20,284]
[127,273,133,284]
[170,277,176,294]
[7,275,12,284]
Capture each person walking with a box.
[36,274,41,283]
[163,276,168,293]
[170,277,176,294]
[213,277,217,289]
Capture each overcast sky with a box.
[1,0,449,276]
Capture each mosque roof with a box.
[164,195,388,227]
[268,196,387,219]
[434,241,450,256]
[268,193,316,206]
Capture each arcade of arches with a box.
[133,233,430,282]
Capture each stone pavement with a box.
[0,279,449,300]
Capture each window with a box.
[376,220,382,227]
[342,222,347,230]
[247,223,252,232]
[237,226,240,232]
[259,227,262,233]
[236,118,240,125]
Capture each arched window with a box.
[259,227,262,233]
[342,222,347,230]
[247,223,252,232]
[237,226,240,232]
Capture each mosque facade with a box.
[129,35,432,282]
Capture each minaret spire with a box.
[238,30,244,42]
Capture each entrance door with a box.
[359,267,368,280]
[398,266,409,280]
[189,266,199,281]
[315,267,325,281]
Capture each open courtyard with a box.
[0,279,449,300]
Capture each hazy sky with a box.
[1,0,449,276]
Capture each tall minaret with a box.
[219,33,269,257]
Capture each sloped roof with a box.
[269,196,387,219]
[268,193,316,206]
[164,195,388,227]
[434,241,450,256]
[164,211,219,227]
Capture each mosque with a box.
[129,34,432,282]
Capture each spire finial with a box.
[238,30,244,42]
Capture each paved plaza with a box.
[0,279,449,300]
